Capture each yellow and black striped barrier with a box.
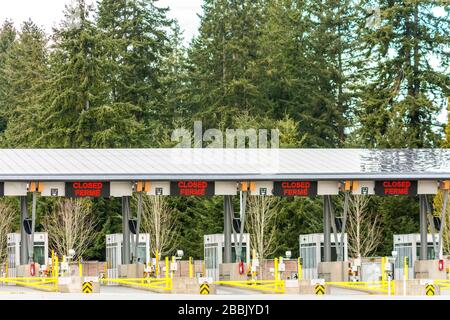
[315,284,325,295]
[425,284,435,296]
[200,282,210,295]
[82,281,93,294]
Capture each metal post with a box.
[223,195,232,263]
[323,195,332,262]
[134,192,143,265]
[19,196,29,265]
[329,198,340,261]
[339,192,350,260]
[437,190,449,260]
[236,191,247,263]
[29,192,37,263]
[122,196,131,264]
[419,195,427,260]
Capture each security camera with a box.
[391,251,398,258]
[285,251,292,259]
[176,250,184,258]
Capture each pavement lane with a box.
[216,285,264,295]
[100,285,160,295]
[0,284,45,294]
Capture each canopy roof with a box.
[0,149,448,181]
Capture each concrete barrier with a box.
[17,264,41,277]
[173,277,216,295]
[395,279,440,296]
[414,260,449,280]
[318,261,350,282]
[219,263,247,281]
[298,280,330,295]
[58,276,100,293]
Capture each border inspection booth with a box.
[0,149,448,284]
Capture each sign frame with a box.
[273,181,318,197]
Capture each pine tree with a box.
[0,20,48,147]
[36,0,145,148]
[0,20,17,136]
[354,0,449,148]
[97,0,173,146]
[253,0,362,147]
[445,97,450,147]
[187,0,266,130]
[37,0,108,147]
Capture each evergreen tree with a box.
[97,0,173,147]
[0,20,48,147]
[38,0,108,147]
[354,0,449,148]
[0,20,17,135]
[187,0,266,130]
[257,0,362,147]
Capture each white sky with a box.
[0,0,447,125]
[0,0,203,42]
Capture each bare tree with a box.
[433,191,450,255]
[0,201,16,263]
[347,195,383,258]
[141,195,178,257]
[43,199,97,260]
[245,196,279,259]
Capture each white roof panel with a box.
[0,148,448,181]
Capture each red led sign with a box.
[170,181,215,196]
[374,180,417,196]
[65,181,110,198]
[273,181,317,197]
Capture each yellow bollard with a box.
[274,258,279,281]
[164,256,172,290]
[54,256,59,278]
[252,249,257,279]
[165,257,169,279]
[189,257,193,278]
[298,257,302,280]
[51,250,55,277]
[79,260,83,277]
[381,256,386,283]
[404,256,408,281]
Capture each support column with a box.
[236,191,247,262]
[323,195,332,262]
[419,195,428,260]
[122,196,131,264]
[134,192,143,264]
[223,195,232,264]
[19,196,29,265]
